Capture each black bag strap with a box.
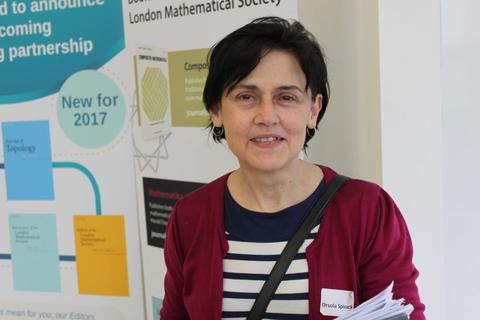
[382,314,409,320]
[247,174,350,320]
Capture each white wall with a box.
[299,0,382,184]
[441,0,480,318]
[378,1,446,319]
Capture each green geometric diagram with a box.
[141,67,169,121]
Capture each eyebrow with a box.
[229,84,306,94]
[276,85,305,93]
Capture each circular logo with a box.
[57,70,126,149]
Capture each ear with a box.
[307,94,322,128]
[210,104,223,127]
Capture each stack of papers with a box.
[335,282,413,320]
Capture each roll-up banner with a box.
[127,1,298,318]
[0,0,297,319]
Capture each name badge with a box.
[320,288,354,316]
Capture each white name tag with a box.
[320,288,354,316]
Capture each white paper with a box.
[335,282,413,320]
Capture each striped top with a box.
[222,181,325,320]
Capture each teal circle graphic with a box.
[57,70,125,149]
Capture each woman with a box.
[160,17,425,319]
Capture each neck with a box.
[227,160,323,212]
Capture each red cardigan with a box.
[160,165,425,319]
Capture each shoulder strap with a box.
[382,314,409,320]
[247,174,350,320]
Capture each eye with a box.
[278,94,297,103]
[237,94,255,101]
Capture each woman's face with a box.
[211,50,322,174]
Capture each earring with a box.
[213,126,224,138]
[306,127,316,138]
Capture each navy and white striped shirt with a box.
[222,181,325,319]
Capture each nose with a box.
[253,98,279,126]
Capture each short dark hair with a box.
[203,16,330,146]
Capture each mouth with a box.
[251,136,284,143]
